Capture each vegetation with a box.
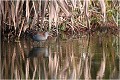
[0,0,120,40]
[1,0,120,79]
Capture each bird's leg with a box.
[33,42,36,47]
[39,41,46,47]
[32,40,35,47]
[35,41,40,47]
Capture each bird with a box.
[28,30,51,42]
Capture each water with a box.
[1,34,120,79]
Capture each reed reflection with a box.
[90,34,119,79]
[1,34,119,79]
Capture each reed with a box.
[0,0,119,40]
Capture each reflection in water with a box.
[1,34,119,79]
[28,47,49,58]
[90,34,119,79]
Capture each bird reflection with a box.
[28,47,49,58]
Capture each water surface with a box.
[1,34,120,79]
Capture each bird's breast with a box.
[32,34,47,41]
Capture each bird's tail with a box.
[25,29,37,38]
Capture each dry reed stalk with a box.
[83,0,90,29]
[52,1,59,33]
[41,0,49,26]
[26,0,30,23]
[11,47,16,79]
[49,1,56,30]
[15,66,20,79]
[70,42,77,79]
[48,51,53,77]
[54,54,59,78]
[57,0,70,17]
[38,62,41,79]
[32,59,37,80]
[26,59,30,79]
[18,41,25,60]
[77,58,83,79]
[84,58,91,80]
[96,50,106,79]
[30,1,38,29]
[11,2,16,31]
[15,44,23,79]
[2,54,8,79]
[18,18,25,38]
[71,0,77,9]
[0,1,2,28]
[99,0,106,22]
[43,59,48,79]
